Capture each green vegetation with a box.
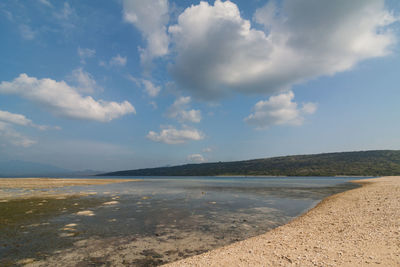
[99,150,400,177]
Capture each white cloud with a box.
[19,24,36,40]
[147,125,204,144]
[110,54,127,67]
[122,0,169,68]
[54,2,73,20]
[52,2,77,29]
[149,101,158,109]
[0,109,52,130]
[38,0,52,7]
[0,122,36,147]
[126,74,140,86]
[68,68,99,93]
[78,47,95,64]
[0,109,60,147]
[244,91,317,129]
[168,0,398,100]
[142,80,161,97]
[2,9,13,21]
[202,147,212,153]
[166,96,201,123]
[0,74,135,122]
[301,102,318,115]
[127,75,161,97]
[0,110,34,127]
[187,153,206,163]
[98,55,127,68]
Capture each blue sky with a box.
[0,0,400,171]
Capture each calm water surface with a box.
[0,177,365,266]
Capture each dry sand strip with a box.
[0,178,140,189]
[164,177,400,266]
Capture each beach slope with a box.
[164,176,400,266]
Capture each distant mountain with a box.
[0,160,102,177]
[98,150,400,177]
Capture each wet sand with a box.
[165,176,400,266]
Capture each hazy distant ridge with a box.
[99,150,400,177]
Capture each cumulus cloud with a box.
[202,147,212,153]
[78,47,95,64]
[149,101,158,109]
[142,80,161,97]
[187,153,206,163]
[147,125,204,144]
[122,0,169,68]
[301,102,318,115]
[244,91,317,129]
[0,109,53,130]
[0,109,60,147]
[110,54,127,67]
[168,0,398,100]
[0,74,135,122]
[166,96,201,123]
[0,122,36,147]
[127,75,161,97]
[38,0,52,7]
[68,68,99,93]
[52,2,77,30]
[54,2,73,20]
[19,24,36,40]
[100,55,127,68]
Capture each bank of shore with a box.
[165,176,400,266]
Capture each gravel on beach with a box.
[164,176,400,266]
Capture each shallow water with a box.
[0,177,363,266]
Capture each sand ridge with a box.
[164,176,400,266]
[0,178,140,200]
[0,178,140,189]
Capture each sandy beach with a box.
[165,176,400,266]
[0,178,140,199]
[0,178,140,189]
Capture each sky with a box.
[0,0,400,172]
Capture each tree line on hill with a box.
[98,150,400,177]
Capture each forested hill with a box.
[98,150,400,177]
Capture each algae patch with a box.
[0,195,107,266]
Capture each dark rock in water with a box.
[140,249,163,259]
[76,256,110,267]
[165,249,178,256]
[132,256,164,267]
[184,249,193,255]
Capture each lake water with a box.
[0,177,364,266]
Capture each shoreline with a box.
[164,176,400,266]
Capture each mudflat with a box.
[164,176,400,266]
